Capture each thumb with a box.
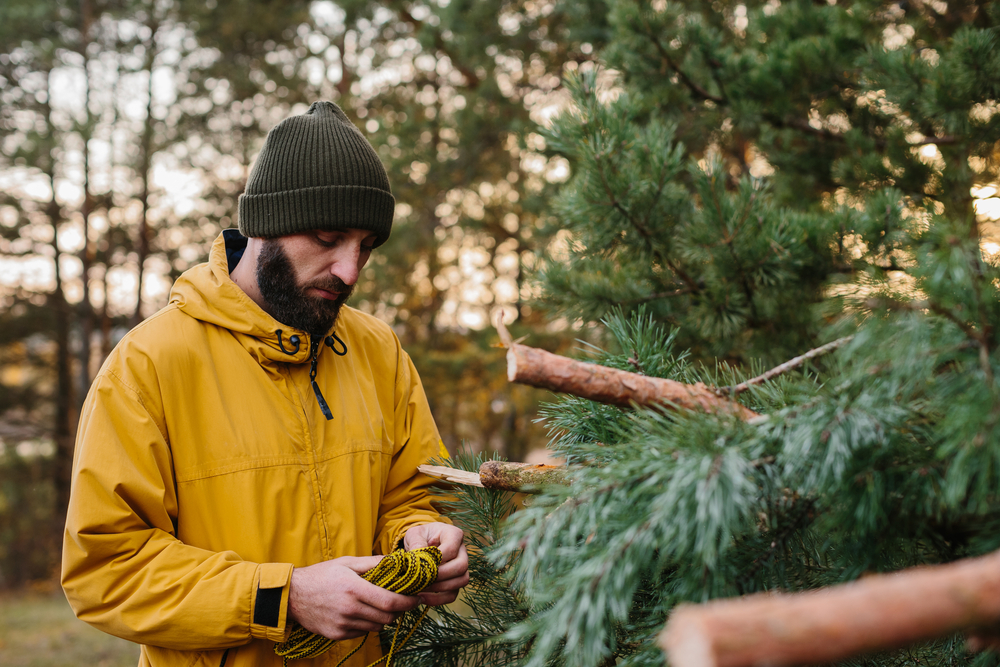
[404,525,432,550]
[338,555,385,575]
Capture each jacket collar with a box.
[169,231,318,365]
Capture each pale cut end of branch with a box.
[661,609,717,667]
[507,347,518,382]
[495,308,514,348]
[417,464,484,487]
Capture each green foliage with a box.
[388,450,530,667]
[409,2,1000,667]
[535,74,835,363]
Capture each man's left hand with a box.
[403,523,469,606]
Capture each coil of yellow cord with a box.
[274,546,442,667]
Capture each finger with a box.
[338,555,386,575]
[436,527,464,561]
[404,524,430,550]
[417,590,459,607]
[342,600,404,627]
[354,579,422,613]
[435,545,468,580]
[329,622,384,640]
[422,572,470,594]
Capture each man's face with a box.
[255,228,376,339]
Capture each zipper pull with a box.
[309,340,334,421]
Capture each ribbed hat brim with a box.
[238,185,395,246]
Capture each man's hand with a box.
[403,523,470,606]
[288,556,420,640]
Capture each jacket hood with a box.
[168,232,316,365]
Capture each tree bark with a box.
[479,460,570,491]
[418,461,571,493]
[505,343,758,420]
[659,549,1000,667]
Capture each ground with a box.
[0,586,139,666]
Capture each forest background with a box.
[3,8,1000,667]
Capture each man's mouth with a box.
[310,287,342,301]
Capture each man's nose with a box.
[329,244,363,285]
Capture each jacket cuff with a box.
[249,562,294,642]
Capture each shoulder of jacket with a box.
[337,306,402,351]
[99,303,209,379]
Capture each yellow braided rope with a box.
[274,546,442,667]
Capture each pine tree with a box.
[398,2,1000,666]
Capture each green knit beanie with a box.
[237,101,394,246]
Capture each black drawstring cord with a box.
[309,340,334,421]
[276,330,301,355]
[274,329,342,420]
[326,333,348,356]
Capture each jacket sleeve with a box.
[61,368,293,650]
[373,346,451,556]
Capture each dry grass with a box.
[0,585,139,666]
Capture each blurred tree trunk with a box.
[131,9,160,327]
[77,0,96,402]
[42,70,76,518]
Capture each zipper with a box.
[309,339,334,420]
[219,648,230,667]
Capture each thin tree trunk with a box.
[131,16,158,327]
[44,71,76,516]
[77,0,95,402]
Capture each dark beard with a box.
[255,239,354,340]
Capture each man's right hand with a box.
[287,556,421,640]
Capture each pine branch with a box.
[867,298,994,383]
[496,317,758,419]
[641,24,726,105]
[627,287,694,303]
[660,549,1000,667]
[718,336,853,396]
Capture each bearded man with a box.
[61,101,469,667]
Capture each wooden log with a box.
[660,549,1000,667]
[478,460,570,492]
[418,461,571,493]
[505,343,758,420]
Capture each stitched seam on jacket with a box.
[173,435,390,482]
[101,369,170,443]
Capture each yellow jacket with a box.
[62,231,447,667]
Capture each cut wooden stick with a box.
[418,461,571,493]
[496,316,758,420]
[418,465,484,488]
[479,460,570,491]
[660,549,1000,667]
